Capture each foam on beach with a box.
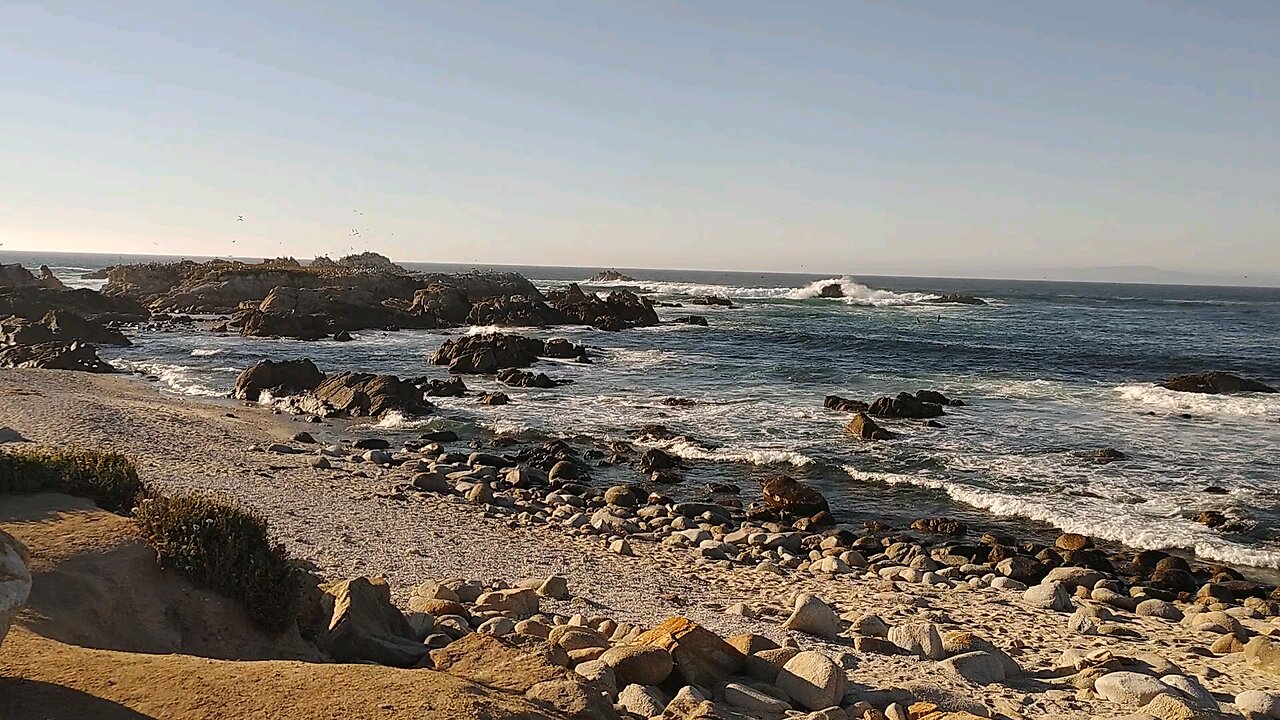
[1115,383,1280,418]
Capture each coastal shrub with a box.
[0,446,142,512]
[134,492,299,632]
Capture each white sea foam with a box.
[1116,384,1280,417]
[465,325,506,336]
[191,348,224,357]
[115,360,227,397]
[640,437,814,468]
[841,466,1280,568]
[585,275,945,307]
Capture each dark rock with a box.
[689,296,734,307]
[40,310,131,346]
[420,377,468,397]
[911,517,967,536]
[589,270,636,282]
[466,295,564,327]
[638,448,678,473]
[332,330,353,342]
[429,333,549,374]
[924,293,987,305]
[306,373,433,418]
[233,358,325,402]
[354,438,391,450]
[479,391,509,406]
[672,315,708,326]
[1093,448,1127,463]
[291,432,316,444]
[759,475,830,517]
[542,338,590,363]
[868,392,945,419]
[824,395,869,413]
[420,430,460,443]
[0,340,116,373]
[1055,533,1093,551]
[1160,372,1276,395]
[497,368,567,389]
[546,284,659,330]
[1061,548,1115,574]
[236,286,440,340]
[705,482,740,495]
[818,283,844,298]
[1150,567,1199,594]
[1193,510,1229,528]
[914,390,954,406]
[660,397,697,407]
[409,284,472,325]
[1203,486,1228,495]
[845,413,896,440]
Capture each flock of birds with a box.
[215,209,389,258]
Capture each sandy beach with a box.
[3,367,1277,719]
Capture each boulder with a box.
[940,651,1009,685]
[429,633,564,693]
[888,622,945,660]
[599,644,675,686]
[1235,690,1280,719]
[1160,372,1276,395]
[632,617,744,687]
[430,333,548,374]
[316,576,427,667]
[846,413,896,440]
[1,530,32,653]
[760,475,830,517]
[868,392,945,419]
[0,340,116,373]
[824,395,869,413]
[39,310,131,346]
[782,594,842,640]
[0,286,149,323]
[301,372,432,418]
[233,358,325,401]
[672,315,708,326]
[589,270,637,282]
[420,376,468,397]
[618,684,668,718]
[546,284,659,330]
[1093,671,1171,707]
[1023,581,1073,612]
[467,295,565,327]
[775,651,847,711]
[925,293,987,305]
[1244,636,1280,677]
[409,284,472,325]
[911,517,967,536]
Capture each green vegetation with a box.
[0,446,142,512]
[134,492,299,632]
[0,444,299,632]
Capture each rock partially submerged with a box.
[824,395,869,413]
[1160,372,1276,395]
[236,286,441,340]
[868,392,946,419]
[759,475,831,517]
[925,293,987,305]
[299,373,433,418]
[589,270,637,283]
[431,334,587,374]
[233,359,326,402]
[845,413,895,440]
[545,284,658,330]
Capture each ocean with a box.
[6,250,1279,573]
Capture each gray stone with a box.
[849,613,889,638]
[940,650,1008,685]
[1137,599,1184,621]
[1094,671,1172,708]
[1023,581,1073,612]
[1159,675,1215,709]
[1044,566,1105,590]
[537,575,571,600]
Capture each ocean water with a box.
[6,251,1280,572]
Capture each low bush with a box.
[134,492,299,632]
[0,446,142,512]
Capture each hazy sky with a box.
[1,1,1278,277]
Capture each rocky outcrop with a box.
[546,284,658,331]
[334,252,406,273]
[410,285,472,325]
[868,392,946,419]
[1,311,130,347]
[298,372,433,418]
[236,286,441,340]
[0,529,32,653]
[498,369,569,389]
[925,293,987,305]
[689,296,734,307]
[430,334,576,374]
[0,341,117,373]
[824,395,869,413]
[1160,372,1276,394]
[466,296,565,327]
[316,576,427,667]
[0,264,64,290]
[818,283,844,298]
[0,287,149,323]
[759,475,830,517]
[846,413,895,440]
[589,270,637,283]
[233,359,326,401]
[633,617,745,687]
[672,315,708,327]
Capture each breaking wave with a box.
[639,437,814,468]
[1115,384,1280,418]
[584,275,946,307]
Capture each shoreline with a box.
[3,368,1277,718]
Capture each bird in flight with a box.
[236,215,244,222]
[350,229,361,237]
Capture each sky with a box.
[1,1,1278,281]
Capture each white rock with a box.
[783,594,842,640]
[724,682,791,714]
[888,622,945,660]
[1094,671,1171,708]
[0,530,32,652]
[619,684,668,718]
[1159,674,1215,709]
[1235,690,1280,719]
[1023,581,1073,612]
[990,577,1027,591]
[775,651,848,711]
